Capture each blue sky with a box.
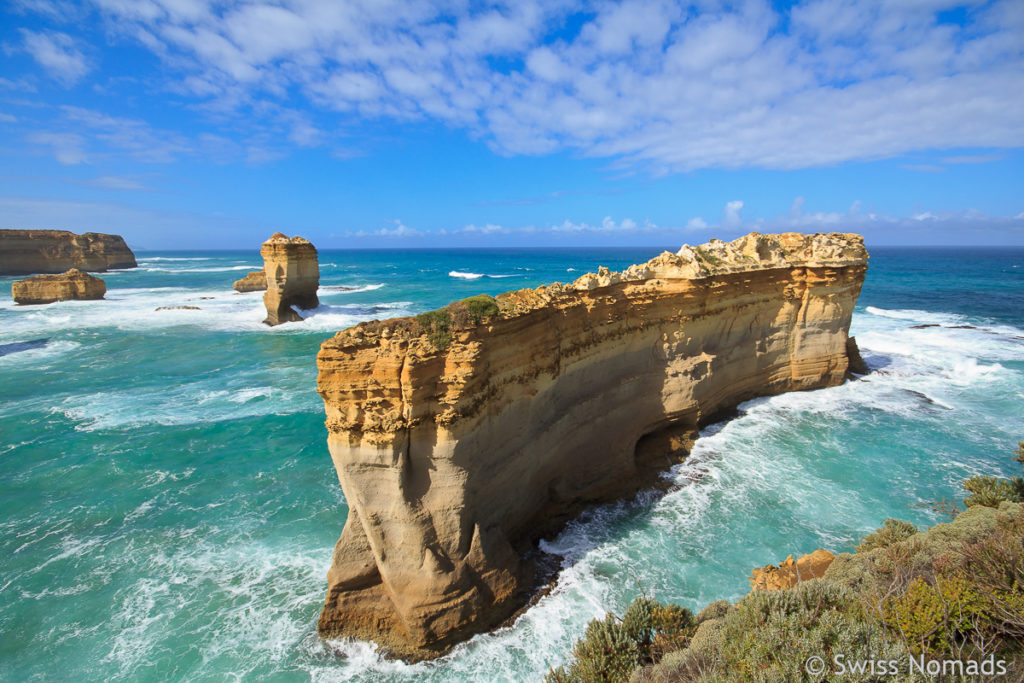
[1,0,1022,249]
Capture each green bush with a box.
[460,294,499,324]
[856,518,918,553]
[963,475,1021,508]
[415,309,452,350]
[882,575,990,655]
[962,441,1024,508]
[546,598,696,683]
[547,612,640,683]
[717,580,912,681]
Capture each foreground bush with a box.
[550,483,1023,681]
[546,598,695,683]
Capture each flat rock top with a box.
[262,233,313,246]
[325,231,868,349]
[17,268,104,282]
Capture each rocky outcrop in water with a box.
[315,232,868,658]
[260,233,318,325]
[12,269,106,305]
[748,549,836,592]
[233,270,267,293]
[0,229,136,276]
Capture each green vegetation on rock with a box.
[414,294,500,351]
[549,442,1024,682]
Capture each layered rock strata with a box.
[0,229,136,275]
[316,231,868,658]
[233,270,267,292]
[260,233,319,325]
[12,269,106,304]
[748,549,836,592]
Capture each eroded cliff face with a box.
[315,231,868,658]
[0,229,137,276]
[12,268,106,304]
[259,233,318,325]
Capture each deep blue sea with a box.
[1,246,1022,681]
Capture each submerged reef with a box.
[315,231,869,658]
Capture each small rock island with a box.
[314,231,869,659]
[12,268,106,305]
[0,229,137,276]
[233,270,267,293]
[260,233,319,325]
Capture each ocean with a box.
[1,246,1022,681]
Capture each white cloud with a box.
[685,217,708,230]
[19,29,90,85]
[28,131,88,164]
[83,175,154,191]
[723,200,744,227]
[13,0,1024,171]
[349,219,423,238]
[939,154,1004,164]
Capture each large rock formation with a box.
[12,269,106,304]
[260,233,319,325]
[315,232,868,658]
[748,549,836,592]
[0,229,136,275]
[233,270,267,292]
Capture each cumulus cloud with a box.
[24,0,1018,172]
[19,29,90,85]
[28,131,88,164]
[349,219,423,238]
[723,200,744,227]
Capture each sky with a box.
[1,0,1023,250]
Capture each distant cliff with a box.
[315,232,869,659]
[0,229,137,276]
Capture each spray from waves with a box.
[0,340,81,372]
[448,271,517,280]
[319,284,386,294]
[137,257,213,262]
[139,265,259,273]
[0,287,412,336]
[54,378,320,432]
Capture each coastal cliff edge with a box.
[315,231,869,658]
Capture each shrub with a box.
[963,476,1022,508]
[694,600,730,624]
[716,580,912,681]
[547,598,696,683]
[962,441,1024,508]
[546,612,640,683]
[881,575,990,655]
[460,294,499,324]
[856,518,919,553]
[415,309,452,350]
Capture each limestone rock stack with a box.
[259,233,319,326]
[233,270,267,292]
[12,268,106,304]
[0,229,136,275]
[315,231,868,658]
[748,549,836,592]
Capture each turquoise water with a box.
[1,246,1022,681]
